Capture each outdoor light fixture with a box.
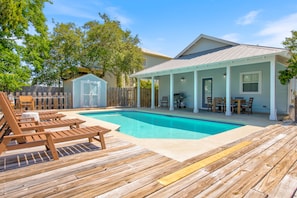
[223,73,226,78]
[180,77,185,82]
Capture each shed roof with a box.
[66,73,106,83]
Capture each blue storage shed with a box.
[64,74,107,108]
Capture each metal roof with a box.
[131,44,289,78]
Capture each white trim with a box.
[169,74,174,111]
[175,34,238,58]
[239,71,262,94]
[269,58,277,120]
[137,78,140,108]
[225,66,231,116]
[193,70,198,113]
[151,76,155,109]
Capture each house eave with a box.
[131,52,289,79]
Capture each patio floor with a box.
[0,109,296,197]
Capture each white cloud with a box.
[256,13,297,47]
[236,10,261,25]
[221,33,240,42]
[105,6,132,26]
[45,1,96,20]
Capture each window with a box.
[240,71,261,94]
[143,58,147,67]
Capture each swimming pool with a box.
[80,110,243,139]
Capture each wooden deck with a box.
[0,124,296,197]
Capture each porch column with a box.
[169,73,174,111]
[225,66,232,116]
[193,70,199,113]
[151,76,155,109]
[269,58,277,120]
[137,78,140,108]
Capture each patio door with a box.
[202,78,212,108]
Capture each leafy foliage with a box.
[33,23,83,87]
[81,13,144,87]
[1,2,143,89]
[0,0,50,92]
[279,30,297,85]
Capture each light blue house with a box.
[131,34,292,120]
[64,74,107,108]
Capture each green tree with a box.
[82,13,144,87]
[33,22,83,87]
[279,30,297,85]
[0,0,51,92]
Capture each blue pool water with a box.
[80,111,243,139]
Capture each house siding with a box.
[158,62,288,114]
[184,38,231,56]
[143,54,171,69]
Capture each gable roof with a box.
[142,48,172,59]
[67,73,106,83]
[175,34,239,58]
[131,34,289,78]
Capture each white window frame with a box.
[240,71,262,94]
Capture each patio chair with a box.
[19,95,35,111]
[1,92,86,131]
[207,97,213,111]
[241,97,254,114]
[0,92,111,160]
[1,94,66,122]
[18,96,65,120]
[215,97,225,112]
[160,96,169,107]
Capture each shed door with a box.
[81,80,101,107]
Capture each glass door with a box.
[202,78,212,108]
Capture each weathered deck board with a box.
[0,124,296,197]
[146,125,291,197]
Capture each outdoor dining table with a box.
[212,97,246,114]
[232,98,246,114]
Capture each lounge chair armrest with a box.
[16,117,35,122]
[4,131,51,138]
[18,120,39,124]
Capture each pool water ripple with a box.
[80,111,243,139]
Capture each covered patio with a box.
[131,34,291,121]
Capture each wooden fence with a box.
[10,92,72,110]
[7,87,158,110]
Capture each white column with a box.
[151,76,155,109]
[169,73,174,111]
[137,78,140,108]
[193,70,199,113]
[225,66,232,116]
[269,58,277,120]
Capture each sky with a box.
[44,0,297,57]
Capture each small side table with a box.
[22,112,40,122]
